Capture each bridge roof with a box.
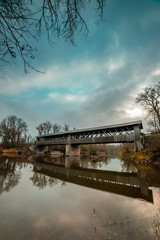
[37,120,143,138]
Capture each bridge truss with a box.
[36,120,143,146]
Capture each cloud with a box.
[1,0,160,134]
[48,92,88,103]
[106,57,125,72]
[0,59,102,96]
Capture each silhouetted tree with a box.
[0,0,106,72]
[63,123,69,131]
[147,111,160,133]
[43,121,52,134]
[136,81,160,132]
[36,121,52,135]
[0,115,28,147]
[36,121,70,135]
[52,123,62,133]
[36,123,44,136]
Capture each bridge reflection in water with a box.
[32,157,153,203]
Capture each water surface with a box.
[0,155,160,240]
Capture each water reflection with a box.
[65,156,80,168]
[0,156,22,194]
[0,155,160,239]
[31,161,153,203]
[31,155,160,203]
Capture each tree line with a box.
[0,115,71,148]
[36,121,71,135]
[0,115,28,148]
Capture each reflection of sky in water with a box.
[80,158,135,172]
[96,158,123,171]
[0,159,159,239]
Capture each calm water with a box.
[0,155,160,240]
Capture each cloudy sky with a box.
[0,0,160,136]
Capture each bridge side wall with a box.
[36,123,143,153]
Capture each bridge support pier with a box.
[65,144,80,156]
[134,141,144,152]
[133,125,143,152]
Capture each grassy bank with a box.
[119,134,160,164]
[0,143,33,155]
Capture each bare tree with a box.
[36,120,52,135]
[52,123,62,133]
[36,121,71,135]
[63,123,69,131]
[0,0,106,73]
[147,112,160,133]
[136,81,160,132]
[0,115,28,147]
[16,117,28,145]
[36,124,44,136]
[43,121,52,134]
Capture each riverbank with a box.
[0,143,33,155]
[119,134,160,165]
[0,144,108,159]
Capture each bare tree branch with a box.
[0,0,106,73]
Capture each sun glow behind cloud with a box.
[125,107,144,118]
[152,68,160,76]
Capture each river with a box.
[0,155,160,240]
